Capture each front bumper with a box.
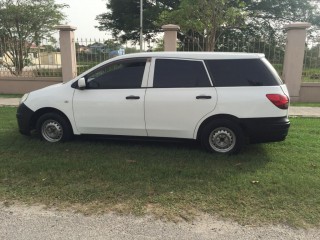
[16,103,34,135]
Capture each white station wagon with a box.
[17,52,290,154]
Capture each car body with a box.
[17,52,290,153]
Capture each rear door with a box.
[73,58,149,136]
[145,58,217,139]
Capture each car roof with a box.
[113,51,265,61]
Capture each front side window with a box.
[153,59,211,88]
[85,59,146,89]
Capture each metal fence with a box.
[180,37,285,75]
[179,36,320,83]
[76,38,140,75]
[303,40,320,83]
[0,38,62,78]
[1,36,320,84]
[0,37,142,78]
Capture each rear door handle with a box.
[126,95,140,100]
[196,95,212,99]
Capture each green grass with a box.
[0,94,23,98]
[0,107,320,227]
[291,102,320,107]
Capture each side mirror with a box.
[78,77,86,90]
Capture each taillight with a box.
[266,94,289,109]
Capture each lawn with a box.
[0,107,319,227]
[291,102,320,107]
[0,94,22,98]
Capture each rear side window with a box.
[205,59,281,87]
[153,59,211,88]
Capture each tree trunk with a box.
[206,29,216,52]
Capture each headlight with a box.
[20,93,30,104]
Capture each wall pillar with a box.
[162,24,180,51]
[282,22,311,102]
[56,25,77,82]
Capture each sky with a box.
[55,0,110,40]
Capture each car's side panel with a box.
[22,83,79,134]
[145,58,218,139]
[72,59,151,136]
[193,86,289,139]
[73,88,147,136]
[145,88,217,138]
[212,86,288,118]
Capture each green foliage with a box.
[160,0,247,51]
[244,0,320,42]
[97,0,320,52]
[0,0,67,75]
[96,0,180,42]
[104,39,122,50]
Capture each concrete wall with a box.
[162,24,180,51]
[299,83,320,102]
[282,22,311,102]
[0,77,62,94]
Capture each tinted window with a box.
[154,59,211,88]
[85,59,146,89]
[205,59,280,87]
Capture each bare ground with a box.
[1,203,319,240]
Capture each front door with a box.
[73,58,149,136]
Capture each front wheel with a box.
[201,120,244,154]
[36,113,72,143]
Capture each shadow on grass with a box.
[4,129,271,174]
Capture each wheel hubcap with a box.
[209,127,236,153]
[41,120,63,142]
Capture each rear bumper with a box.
[16,103,34,135]
[240,116,290,143]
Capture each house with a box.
[88,43,107,53]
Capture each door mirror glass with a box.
[78,77,86,89]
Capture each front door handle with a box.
[196,95,212,99]
[126,95,140,100]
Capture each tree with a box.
[243,0,320,41]
[97,0,320,52]
[0,0,67,75]
[96,0,180,42]
[160,0,246,51]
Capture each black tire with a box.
[200,119,244,154]
[36,112,72,143]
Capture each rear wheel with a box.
[201,120,244,154]
[36,113,72,143]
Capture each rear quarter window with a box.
[205,59,282,87]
